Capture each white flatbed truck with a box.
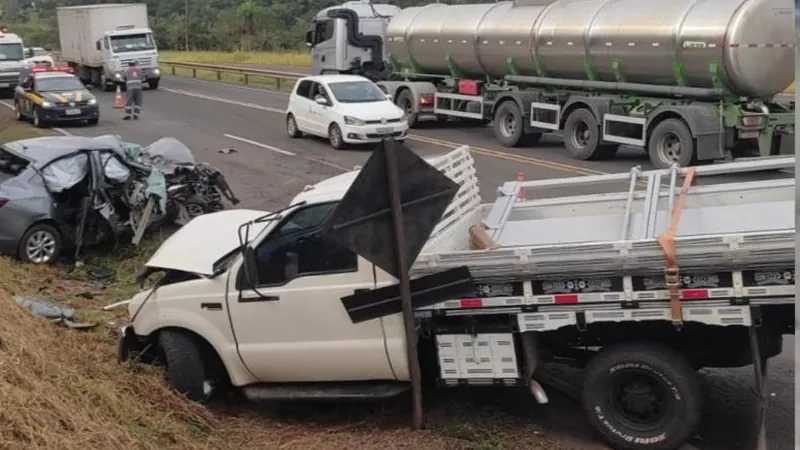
[111,147,795,449]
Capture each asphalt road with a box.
[1,75,793,449]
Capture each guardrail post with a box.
[192,68,196,78]
[217,70,221,81]
[171,65,176,75]
[276,77,281,91]
[244,73,249,85]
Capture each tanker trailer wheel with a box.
[396,89,418,128]
[581,342,702,450]
[563,108,617,160]
[648,119,696,169]
[493,101,528,147]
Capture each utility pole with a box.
[184,0,189,50]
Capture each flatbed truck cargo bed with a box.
[112,147,794,450]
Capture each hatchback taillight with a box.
[0,197,8,208]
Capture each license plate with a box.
[376,127,392,134]
[0,83,9,88]
[65,108,81,115]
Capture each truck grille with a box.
[121,57,153,67]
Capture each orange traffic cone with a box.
[113,85,124,109]
[516,172,526,200]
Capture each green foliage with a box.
[0,0,486,52]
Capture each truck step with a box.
[241,381,410,402]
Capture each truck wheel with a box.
[648,119,696,169]
[492,101,525,147]
[582,342,702,450]
[159,330,210,402]
[100,73,113,92]
[564,108,611,160]
[396,89,418,128]
[148,79,160,90]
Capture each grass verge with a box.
[161,51,311,67]
[0,118,595,450]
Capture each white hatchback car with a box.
[285,74,408,149]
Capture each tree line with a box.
[0,0,484,52]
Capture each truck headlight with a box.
[344,116,365,126]
[114,72,122,79]
[153,68,160,75]
[41,101,53,108]
[87,98,97,105]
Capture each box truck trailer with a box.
[57,3,161,91]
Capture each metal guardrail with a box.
[161,61,304,90]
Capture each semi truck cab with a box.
[95,25,160,90]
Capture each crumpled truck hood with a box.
[145,208,271,276]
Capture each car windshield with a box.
[36,76,84,92]
[0,43,23,61]
[327,81,386,104]
[110,33,156,53]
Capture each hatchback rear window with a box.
[0,148,30,180]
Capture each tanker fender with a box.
[559,96,615,129]
[490,91,540,133]
[645,104,725,161]
[379,80,437,114]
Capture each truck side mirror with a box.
[242,246,259,287]
[96,41,101,51]
[305,30,313,47]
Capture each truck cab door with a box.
[225,202,396,382]
[310,19,337,75]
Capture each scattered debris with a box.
[14,295,97,330]
[218,147,237,154]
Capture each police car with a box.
[14,66,99,128]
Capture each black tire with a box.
[159,330,208,402]
[100,73,114,92]
[148,79,160,90]
[17,223,61,264]
[32,107,48,128]
[582,342,702,450]
[396,89,418,128]
[492,100,525,147]
[563,108,610,160]
[14,101,24,121]
[328,123,346,150]
[648,119,696,169]
[286,113,302,138]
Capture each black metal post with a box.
[748,307,768,450]
[384,139,424,429]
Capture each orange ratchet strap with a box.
[656,167,696,326]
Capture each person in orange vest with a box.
[122,60,143,120]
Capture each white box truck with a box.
[56,3,161,91]
[0,29,27,93]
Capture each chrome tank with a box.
[385,0,794,98]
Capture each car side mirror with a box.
[305,30,313,46]
[284,251,299,280]
[96,41,102,51]
[385,93,392,100]
[315,96,328,106]
[242,246,259,287]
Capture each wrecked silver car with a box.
[0,135,238,264]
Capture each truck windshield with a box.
[110,33,156,53]
[328,81,387,103]
[0,43,24,61]
[36,76,84,92]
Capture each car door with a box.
[307,81,334,135]
[225,202,396,382]
[16,75,33,116]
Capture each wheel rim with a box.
[500,112,516,137]
[330,127,341,147]
[287,116,296,135]
[657,132,682,164]
[26,230,57,263]
[608,369,673,432]
[33,113,39,126]
[570,120,591,148]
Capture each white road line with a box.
[223,133,296,156]
[0,100,71,135]
[162,87,285,114]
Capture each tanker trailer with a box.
[306,0,795,169]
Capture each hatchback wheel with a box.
[328,123,345,150]
[18,223,62,264]
[286,114,302,138]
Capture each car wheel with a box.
[286,114,302,138]
[32,108,47,128]
[328,123,346,150]
[159,330,213,402]
[18,223,61,264]
[14,101,23,121]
